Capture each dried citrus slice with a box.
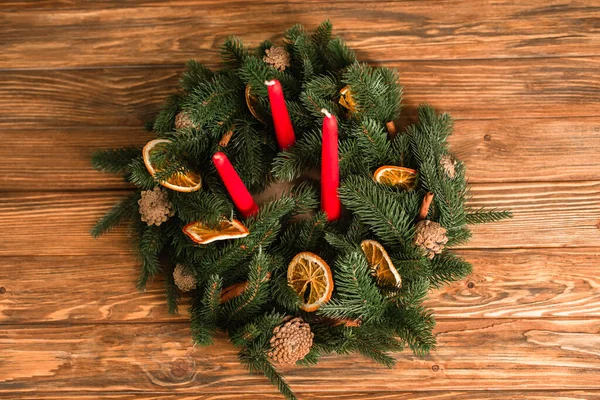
[287,252,334,312]
[339,85,356,113]
[143,138,202,192]
[360,240,401,287]
[373,165,417,190]
[183,219,249,245]
[245,84,265,123]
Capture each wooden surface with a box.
[0,1,599,398]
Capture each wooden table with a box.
[1,1,599,398]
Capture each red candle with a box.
[212,152,259,218]
[265,79,296,150]
[320,109,341,221]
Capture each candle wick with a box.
[320,108,332,118]
[265,80,277,86]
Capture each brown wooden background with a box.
[1,1,600,399]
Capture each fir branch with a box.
[286,100,314,130]
[391,131,413,168]
[91,192,140,238]
[386,305,436,357]
[300,90,341,119]
[339,139,370,178]
[270,277,301,312]
[350,329,401,368]
[284,23,323,80]
[342,63,401,122]
[429,251,473,288]
[324,37,356,70]
[324,231,357,254]
[231,310,285,348]
[239,57,299,98]
[446,226,472,247]
[153,94,182,134]
[126,157,157,189]
[396,277,430,308]
[236,311,296,399]
[169,190,232,225]
[221,36,249,68]
[164,261,179,315]
[466,208,513,224]
[183,71,244,130]
[350,118,395,168]
[272,129,322,181]
[346,215,370,243]
[91,147,140,175]
[190,274,223,346]
[311,20,333,50]
[180,60,213,92]
[135,224,167,290]
[230,122,265,190]
[390,254,432,281]
[159,130,213,161]
[304,74,340,100]
[243,353,297,400]
[221,251,271,326]
[256,40,274,57]
[277,212,328,258]
[339,175,414,249]
[318,251,386,323]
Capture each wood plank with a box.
[0,192,133,256]
[0,128,152,191]
[0,68,182,129]
[466,181,600,249]
[2,57,599,131]
[0,255,186,324]
[428,249,600,318]
[0,181,597,256]
[2,249,599,324]
[448,118,600,183]
[1,1,599,68]
[1,319,600,393]
[3,117,599,191]
[5,390,600,399]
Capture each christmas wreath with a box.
[92,21,511,399]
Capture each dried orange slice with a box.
[183,219,249,245]
[245,84,265,123]
[143,139,202,192]
[360,240,401,287]
[373,165,417,190]
[287,252,334,312]
[339,85,356,113]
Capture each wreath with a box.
[91,21,511,399]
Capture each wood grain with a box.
[3,117,600,191]
[2,249,599,324]
[0,128,152,191]
[1,1,599,398]
[5,391,600,399]
[1,319,600,394]
[448,118,600,183]
[1,1,599,68]
[0,68,182,129]
[0,182,597,256]
[2,57,600,130]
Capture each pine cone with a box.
[173,264,196,292]
[138,187,175,226]
[414,220,448,259]
[174,111,194,130]
[263,46,291,72]
[267,317,314,364]
[440,154,457,179]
